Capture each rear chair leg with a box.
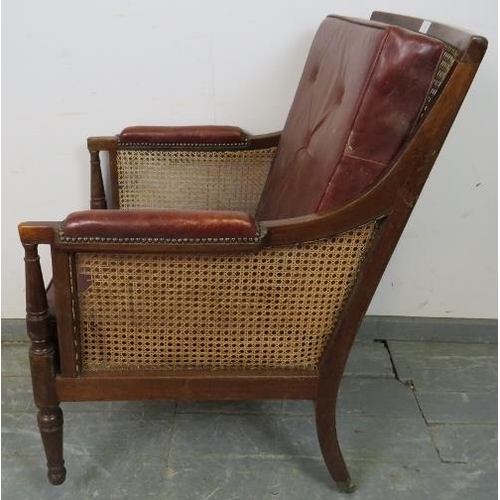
[315,387,356,493]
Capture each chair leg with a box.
[30,352,67,485]
[315,391,356,493]
[23,243,66,485]
[37,407,66,485]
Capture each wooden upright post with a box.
[23,243,66,485]
[89,150,107,209]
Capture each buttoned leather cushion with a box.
[257,16,445,220]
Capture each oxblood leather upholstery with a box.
[119,125,247,145]
[63,209,258,239]
[256,16,445,220]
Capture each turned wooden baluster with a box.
[23,243,66,485]
[90,150,107,209]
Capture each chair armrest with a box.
[87,129,281,213]
[119,125,247,147]
[19,213,264,253]
[18,221,58,245]
[117,126,282,149]
[62,209,260,241]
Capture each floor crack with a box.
[375,339,453,464]
[375,339,400,381]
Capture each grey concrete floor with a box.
[1,322,497,499]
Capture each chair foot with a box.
[315,397,352,491]
[47,464,67,485]
[336,479,356,493]
[37,407,66,485]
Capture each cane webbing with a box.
[75,221,377,372]
[116,148,276,214]
[419,44,459,119]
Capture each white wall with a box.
[3,0,497,319]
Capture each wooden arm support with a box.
[22,241,66,485]
[18,222,59,245]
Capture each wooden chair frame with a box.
[19,12,487,491]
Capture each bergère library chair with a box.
[19,12,486,490]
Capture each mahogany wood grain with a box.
[108,149,120,209]
[56,370,318,401]
[314,57,485,489]
[23,244,66,485]
[371,11,487,62]
[50,249,78,377]
[89,151,107,209]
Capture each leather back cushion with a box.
[257,16,445,220]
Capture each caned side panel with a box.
[75,222,377,371]
[116,148,276,214]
